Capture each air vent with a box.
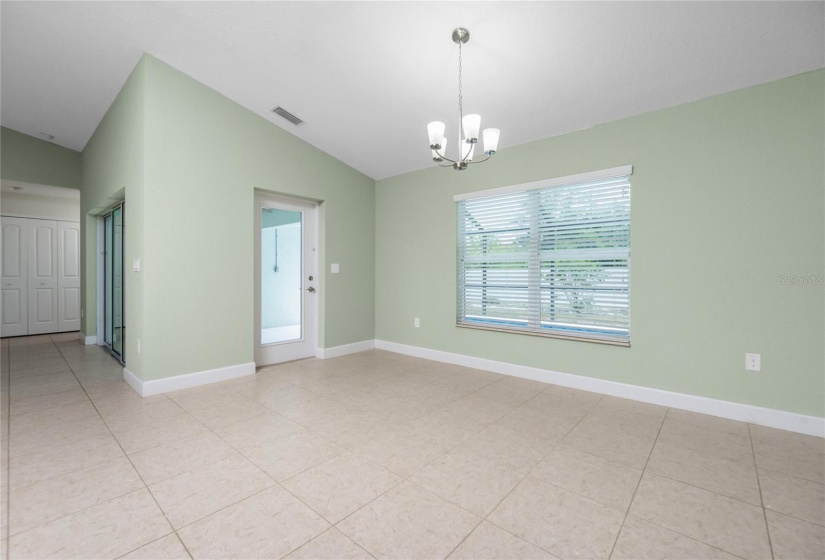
[271,106,303,125]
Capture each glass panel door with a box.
[112,206,123,357]
[102,204,124,363]
[254,194,317,366]
[104,213,113,347]
[260,208,303,345]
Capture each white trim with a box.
[315,339,375,359]
[122,367,144,395]
[0,212,79,221]
[79,332,97,345]
[453,165,633,202]
[123,362,256,397]
[374,339,824,438]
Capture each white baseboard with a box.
[79,332,97,345]
[374,339,824,438]
[316,339,375,359]
[123,362,256,397]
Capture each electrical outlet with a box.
[745,353,761,372]
[414,317,420,328]
[137,339,141,354]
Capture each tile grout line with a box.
[6,338,120,542]
[274,368,518,556]
[113,532,192,560]
[155,379,366,555]
[10,346,818,559]
[753,462,825,487]
[749,422,776,560]
[308,372,601,558]
[5,339,28,551]
[448,392,607,559]
[50,337,189,558]
[3,340,13,549]
[596,413,756,560]
[6,339,57,543]
[605,405,668,560]
[155,402,375,559]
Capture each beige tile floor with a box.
[1,334,823,560]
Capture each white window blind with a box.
[456,167,631,345]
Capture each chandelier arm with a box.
[437,153,459,164]
[466,153,493,165]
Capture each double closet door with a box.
[1,217,81,337]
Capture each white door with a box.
[254,194,318,366]
[27,219,58,335]
[57,221,81,332]
[1,217,29,337]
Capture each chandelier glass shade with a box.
[427,28,500,171]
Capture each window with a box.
[455,166,632,345]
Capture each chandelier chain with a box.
[458,40,463,121]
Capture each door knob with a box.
[306,286,316,293]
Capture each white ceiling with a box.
[2,2,823,180]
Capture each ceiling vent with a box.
[271,106,303,125]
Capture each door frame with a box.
[254,192,319,366]
[97,202,125,364]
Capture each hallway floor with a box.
[1,334,823,560]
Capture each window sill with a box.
[456,322,630,347]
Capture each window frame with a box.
[454,166,632,346]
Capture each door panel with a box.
[35,289,54,322]
[254,195,317,366]
[27,220,58,334]
[1,217,28,337]
[58,222,81,331]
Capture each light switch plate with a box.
[331,263,340,273]
[133,257,141,272]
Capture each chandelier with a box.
[427,27,500,171]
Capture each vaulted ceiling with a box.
[2,1,823,179]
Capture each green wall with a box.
[376,70,825,417]
[135,55,374,381]
[1,126,82,189]
[81,57,147,375]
